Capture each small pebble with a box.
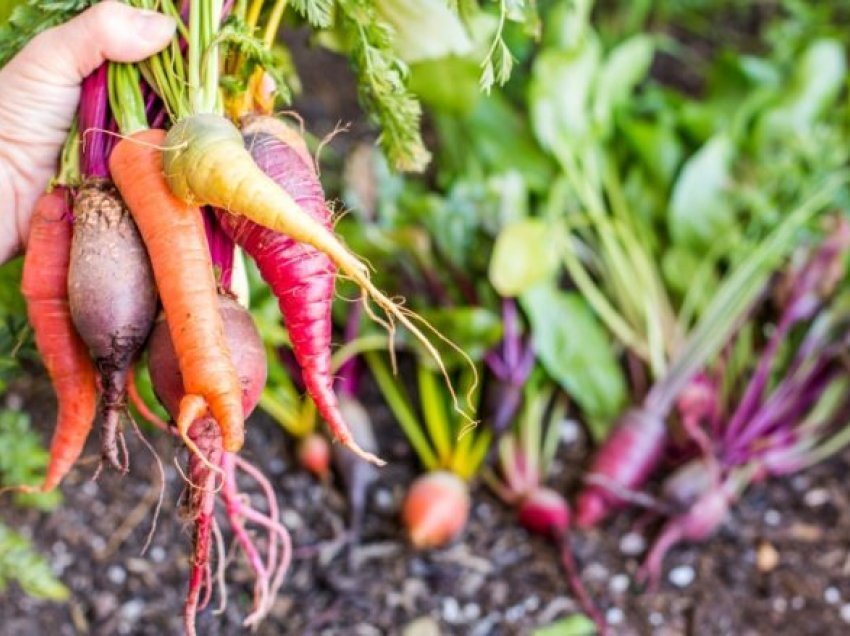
[149,546,166,563]
[825,587,841,605]
[523,596,540,612]
[840,603,850,623]
[107,565,127,585]
[764,509,781,526]
[791,475,811,491]
[504,603,526,622]
[773,597,787,613]
[281,509,303,529]
[605,607,624,625]
[757,542,780,573]
[374,488,394,510]
[583,562,609,583]
[442,597,461,624]
[402,617,440,636]
[81,481,98,497]
[649,612,664,626]
[620,532,646,556]
[120,599,145,623]
[804,488,830,507]
[668,565,695,588]
[268,458,285,475]
[5,393,23,410]
[791,596,805,610]
[559,419,580,444]
[462,602,481,621]
[609,574,630,594]
[476,502,494,521]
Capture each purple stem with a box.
[79,64,112,179]
[203,208,235,290]
[723,306,800,444]
[727,359,834,459]
[338,303,364,398]
[503,299,519,368]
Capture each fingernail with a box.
[133,9,177,41]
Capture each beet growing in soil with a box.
[3,375,850,635]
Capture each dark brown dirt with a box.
[3,373,850,636]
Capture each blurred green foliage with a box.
[0,522,69,601]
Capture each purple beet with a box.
[67,180,157,472]
[576,408,668,528]
[147,294,267,422]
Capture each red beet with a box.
[640,485,729,587]
[67,180,157,471]
[518,487,571,536]
[576,408,667,528]
[148,294,266,421]
[148,294,266,636]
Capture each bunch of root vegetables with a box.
[14,1,456,632]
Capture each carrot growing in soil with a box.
[366,351,489,548]
[107,62,245,454]
[68,63,157,471]
[21,189,98,491]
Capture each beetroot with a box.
[67,180,157,471]
[148,293,271,635]
[148,293,266,421]
[576,408,667,528]
[518,487,570,536]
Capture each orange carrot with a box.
[109,129,245,453]
[21,190,98,491]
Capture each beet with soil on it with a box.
[67,180,158,472]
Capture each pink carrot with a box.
[217,132,349,453]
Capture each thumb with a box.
[21,2,176,83]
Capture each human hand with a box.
[0,1,176,264]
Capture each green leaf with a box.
[0,410,60,510]
[532,614,597,636]
[337,0,431,172]
[593,34,654,137]
[759,39,846,138]
[0,0,93,68]
[619,117,683,189]
[489,219,561,296]
[0,257,25,316]
[377,0,473,63]
[410,56,481,115]
[520,284,625,438]
[0,523,69,601]
[668,135,736,249]
[529,36,601,154]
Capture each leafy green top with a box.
[0,0,93,67]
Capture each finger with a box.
[20,2,176,84]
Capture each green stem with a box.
[417,366,452,466]
[54,119,80,188]
[108,63,148,134]
[647,175,848,413]
[365,352,439,470]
